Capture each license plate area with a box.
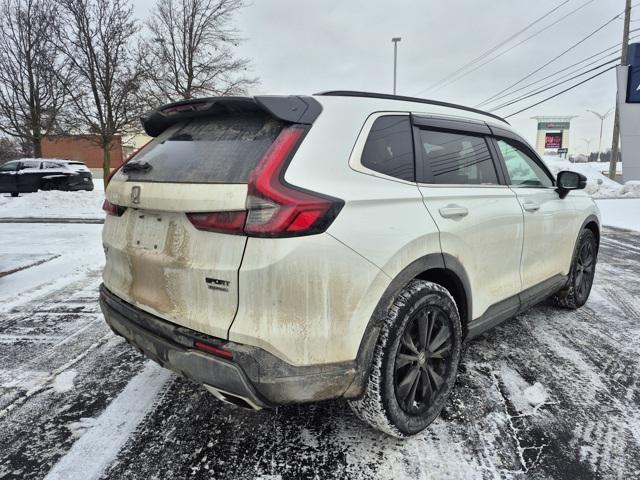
[129,211,167,252]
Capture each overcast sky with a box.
[136,0,635,154]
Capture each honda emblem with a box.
[131,185,141,204]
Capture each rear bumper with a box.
[99,284,357,407]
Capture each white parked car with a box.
[100,92,600,437]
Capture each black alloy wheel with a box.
[574,233,596,304]
[394,306,452,415]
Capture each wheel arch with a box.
[345,253,472,398]
[582,215,600,250]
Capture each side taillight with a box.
[243,126,343,237]
[102,199,126,216]
[186,125,343,238]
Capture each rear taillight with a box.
[186,125,343,238]
[102,199,126,216]
[243,126,343,237]
[186,210,247,235]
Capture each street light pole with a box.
[392,37,401,95]
[588,109,613,162]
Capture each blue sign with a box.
[627,43,640,103]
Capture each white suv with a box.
[100,91,600,437]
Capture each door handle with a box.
[439,204,469,219]
[522,201,540,212]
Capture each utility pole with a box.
[609,0,632,179]
[588,109,613,162]
[392,37,401,95]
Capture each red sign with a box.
[545,132,562,149]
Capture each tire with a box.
[10,192,19,197]
[349,280,462,438]
[552,229,597,309]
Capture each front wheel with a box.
[552,228,597,309]
[349,280,462,437]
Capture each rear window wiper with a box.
[122,161,153,173]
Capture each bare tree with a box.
[0,0,69,158]
[141,0,256,106]
[58,0,144,184]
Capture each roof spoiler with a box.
[141,95,323,137]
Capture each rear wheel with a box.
[349,280,462,437]
[10,192,19,197]
[552,229,597,309]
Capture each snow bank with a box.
[0,183,104,219]
[594,199,640,232]
[541,157,638,199]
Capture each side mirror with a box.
[556,170,587,199]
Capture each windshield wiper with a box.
[122,161,152,173]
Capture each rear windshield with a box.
[120,113,285,184]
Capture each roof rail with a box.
[315,90,509,125]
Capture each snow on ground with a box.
[0,223,104,311]
[1,223,640,479]
[0,183,104,219]
[595,199,640,232]
[542,157,639,199]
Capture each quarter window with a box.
[497,140,553,188]
[418,129,498,185]
[361,116,414,181]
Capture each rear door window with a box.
[121,113,285,184]
[417,129,498,185]
[360,116,414,181]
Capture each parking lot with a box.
[0,223,639,479]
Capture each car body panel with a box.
[510,186,580,289]
[418,185,524,320]
[102,206,247,339]
[229,233,388,366]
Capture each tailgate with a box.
[102,182,248,339]
[102,111,287,338]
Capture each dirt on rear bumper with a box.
[99,284,357,406]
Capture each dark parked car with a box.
[0,159,94,196]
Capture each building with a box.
[42,135,124,177]
[531,116,577,157]
[121,133,152,159]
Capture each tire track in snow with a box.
[44,362,172,480]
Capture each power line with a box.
[503,64,617,118]
[490,57,619,111]
[418,0,597,96]
[488,53,619,110]
[420,0,573,94]
[480,32,640,108]
[476,3,638,108]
